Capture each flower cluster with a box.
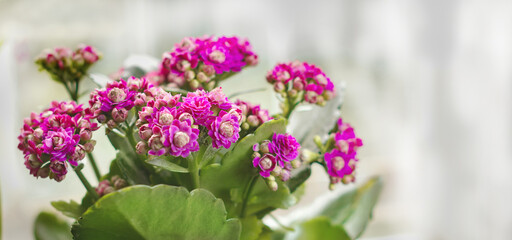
[235,100,273,133]
[146,36,258,91]
[323,118,363,187]
[136,87,242,157]
[88,77,152,129]
[35,45,101,83]
[266,61,335,106]
[95,175,127,197]
[252,133,301,191]
[17,101,99,182]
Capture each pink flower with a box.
[267,61,335,105]
[17,101,98,182]
[269,133,301,167]
[162,120,200,157]
[324,149,357,183]
[181,91,213,125]
[253,154,277,178]
[207,111,241,149]
[235,100,273,129]
[323,117,363,185]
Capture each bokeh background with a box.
[1,0,511,239]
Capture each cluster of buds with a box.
[136,87,242,157]
[35,45,101,83]
[252,133,301,191]
[266,61,335,106]
[88,77,152,129]
[323,118,363,188]
[95,175,127,197]
[235,100,273,133]
[146,35,258,91]
[17,101,99,182]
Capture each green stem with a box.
[240,176,258,218]
[87,152,101,181]
[188,156,200,189]
[283,95,299,120]
[74,164,99,201]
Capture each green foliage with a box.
[51,200,82,219]
[34,212,72,240]
[317,176,383,238]
[146,156,189,173]
[240,216,264,240]
[276,177,383,240]
[293,217,350,240]
[72,185,240,240]
[107,132,150,185]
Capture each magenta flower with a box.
[323,117,363,185]
[207,111,241,149]
[269,133,301,167]
[181,91,213,125]
[162,120,200,157]
[266,61,335,105]
[17,101,98,182]
[146,35,258,91]
[324,149,357,183]
[253,154,277,178]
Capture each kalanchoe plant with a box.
[22,37,382,240]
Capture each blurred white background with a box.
[1,0,511,239]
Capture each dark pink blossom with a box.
[207,111,241,149]
[162,120,200,157]
[269,133,301,167]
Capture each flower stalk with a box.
[74,164,99,201]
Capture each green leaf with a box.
[292,217,350,240]
[107,132,150,185]
[244,179,296,216]
[318,176,383,238]
[34,211,72,240]
[72,185,240,240]
[287,166,312,193]
[51,200,82,219]
[200,119,287,209]
[146,156,189,173]
[240,216,264,240]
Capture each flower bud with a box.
[247,115,260,127]
[252,152,261,159]
[97,114,107,123]
[245,55,258,66]
[106,120,117,129]
[103,186,115,195]
[291,159,301,169]
[190,80,200,89]
[242,122,250,130]
[197,72,208,82]
[176,60,191,72]
[266,178,278,192]
[83,140,96,153]
[184,70,195,81]
[293,78,304,90]
[80,129,92,141]
[288,89,297,97]
[136,141,148,154]
[274,82,285,92]
[280,169,291,181]
[259,140,270,154]
[111,176,127,189]
[201,65,216,76]
[37,167,50,178]
[112,108,128,122]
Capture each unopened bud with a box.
[247,115,260,127]
[112,108,128,122]
[184,70,195,81]
[190,80,200,89]
[291,159,301,169]
[259,140,270,154]
[197,72,208,82]
[103,186,115,195]
[280,169,291,181]
[274,82,285,92]
[136,141,148,154]
[83,140,96,153]
[266,179,278,192]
